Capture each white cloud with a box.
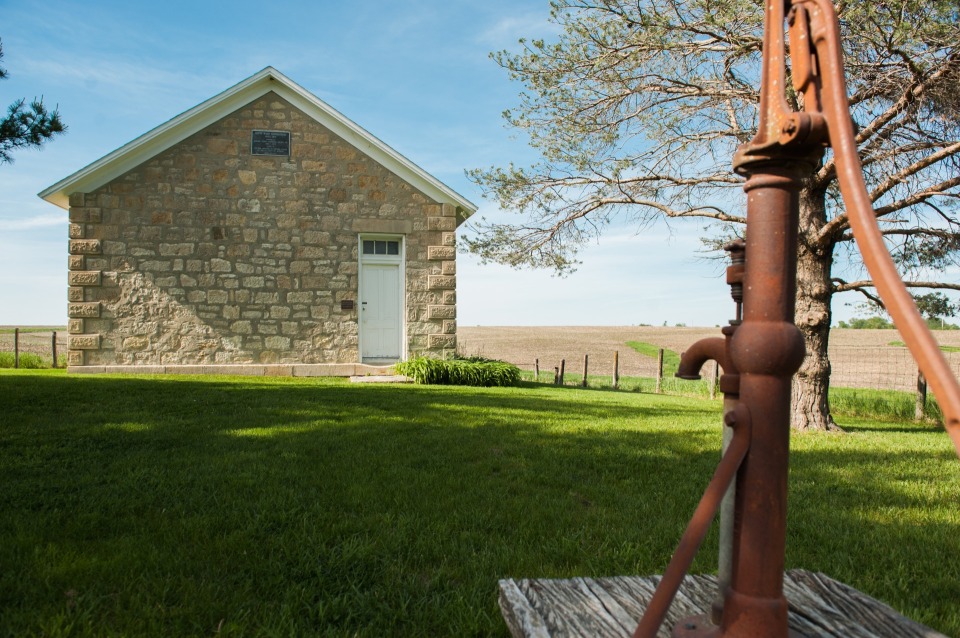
[476,12,560,48]
[0,212,65,232]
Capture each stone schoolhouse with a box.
[40,67,477,375]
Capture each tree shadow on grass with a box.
[0,373,957,636]
[0,372,721,636]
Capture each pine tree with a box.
[0,38,65,164]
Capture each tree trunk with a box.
[793,189,842,432]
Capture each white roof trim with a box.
[39,67,478,217]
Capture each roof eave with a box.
[39,67,479,219]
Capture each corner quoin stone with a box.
[69,239,102,255]
[69,271,102,286]
[428,334,456,349]
[70,334,101,350]
[428,275,456,290]
[427,216,457,232]
[427,305,456,320]
[427,245,456,261]
[68,302,101,318]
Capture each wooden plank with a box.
[783,570,946,638]
[499,579,550,638]
[498,570,948,638]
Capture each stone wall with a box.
[66,92,458,368]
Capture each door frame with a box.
[357,234,406,362]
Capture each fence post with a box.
[613,350,620,389]
[52,331,58,368]
[656,348,664,394]
[14,328,19,369]
[916,370,927,421]
[554,366,559,385]
[535,358,540,382]
[710,360,720,400]
[582,354,589,387]
[558,359,565,385]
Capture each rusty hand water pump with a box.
[632,1,960,637]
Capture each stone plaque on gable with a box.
[251,130,290,156]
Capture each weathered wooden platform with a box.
[499,569,947,638]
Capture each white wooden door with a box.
[361,263,401,359]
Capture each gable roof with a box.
[39,67,478,217]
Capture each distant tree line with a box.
[840,293,959,329]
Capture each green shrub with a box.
[0,352,50,369]
[395,356,521,386]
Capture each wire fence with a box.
[3,328,958,396]
[0,329,68,368]
[487,346,959,395]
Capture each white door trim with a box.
[358,235,405,363]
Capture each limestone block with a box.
[69,271,102,286]
[442,290,456,305]
[69,255,85,270]
[68,302,101,318]
[443,320,457,335]
[210,258,232,272]
[428,334,456,349]
[428,305,456,320]
[442,261,456,276]
[427,245,456,261]
[69,223,84,239]
[427,216,456,232]
[428,275,456,290]
[293,364,357,377]
[68,350,84,366]
[70,239,102,255]
[159,243,195,256]
[265,336,291,350]
[85,258,108,271]
[70,334,101,350]
[68,319,84,334]
[231,320,252,334]
[68,287,84,302]
[270,305,292,319]
[69,207,101,224]
[441,203,457,217]
[441,232,456,247]
[207,138,238,155]
[352,219,413,234]
[69,193,87,207]
[108,257,135,273]
[263,364,293,377]
[254,292,279,304]
[238,198,261,213]
[122,336,150,351]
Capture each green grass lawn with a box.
[1,370,958,636]
[626,341,681,375]
[889,340,960,353]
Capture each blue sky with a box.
[0,0,874,327]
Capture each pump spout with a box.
[676,337,729,380]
